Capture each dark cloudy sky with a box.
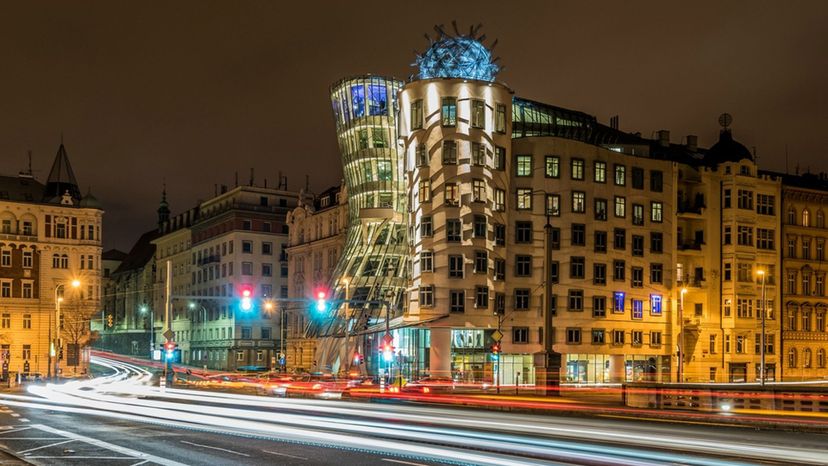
[1,1,826,251]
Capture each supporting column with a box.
[429,327,452,378]
[608,354,625,383]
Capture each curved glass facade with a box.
[315,76,409,347]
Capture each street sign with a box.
[491,330,503,342]
[163,329,174,341]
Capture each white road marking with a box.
[17,439,75,454]
[30,424,187,466]
[180,440,250,457]
[0,427,31,435]
[26,456,136,459]
[19,418,29,422]
[10,413,19,417]
[382,459,429,466]
[130,460,149,466]
[1,437,64,440]
[262,449,308,460]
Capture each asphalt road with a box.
[0,356,826,466]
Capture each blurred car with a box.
[402,376,456,394]
[273,373,340,398]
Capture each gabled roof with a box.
[112,229,160,275]
[102,249,128,261]
[44,144,81,201]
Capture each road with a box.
[0,356,825,465]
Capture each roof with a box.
[112,229,160,275]
[0,175,46,202]
[763,170,828,192]
[44,144,81,201]
[102,249,128,261]
[705,130,753,165]
[313,185,342,211]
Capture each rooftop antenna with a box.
[718,112,733,131]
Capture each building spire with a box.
[157,181,171,228]
[44,141,81,202]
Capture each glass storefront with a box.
[566,354,670,383]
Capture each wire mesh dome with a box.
[414,24,500,82]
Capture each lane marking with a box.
[30,424,187,466]
[382,459,430,466]
[1,437,65,440]
[596,414,753,429]
[130,461,149,466]
[9,414,19,418]
[18,439,75,454]
[262,449,308,460]
[180,440,250,457]
[26,456,136,459]
[0,427,31,435]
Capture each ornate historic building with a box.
[0,143,102,377]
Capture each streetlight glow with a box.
[71,279,81,288]
[264,301,274,311]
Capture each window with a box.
[22,314,31,329]
[651,295,663,315]
[724,189,732,209]
[614,164,626,186]
[737,226,753,246]
[0,314,8,328]
[241,262,253,276]
[545,156,560,178]
[570,257,585,279]
[473,215,487,238]
[0,250,9,267]
[494,146,506,170]
[613,291,625,313]
[261,263,272,277]
[594,161,606,183]
[651,232,663,253]
[614,196,626,218]
[494,258,505,280]
[594,198,608,220]
[613,330,625,345]
[410,99,423,129]
[632,204,644,225]
[632,167,644,189]
[494,224,506,246]
[566,328,581,344]
[737,189,754,210]
[567,290,584,311]
[442,140,457,164]
[515,289,531,310]
[516,155,532,176]
[448,255,464,278]
[803,209,811,227]
[757,194,775,215]
[650,331,662,347]
[549,227,560,249]
[449,290,465,313]
[22,282,32,299]
[420,251,433,273]
[788,238,797,258]
[419,286,434,307]
[515,255,532,277]
[446,219,461,242]
[756,228,775,250]
[594,231,607,253]
[571,224,586,246]
[788,348,797,368]
[651,202,663,222]
[471,99,485,128]
[819,241,826,261]
[242,241,253,253]
[593,263,606,285]
[572,191,586,213]
[441,97,457,126]
[737,298,753,318]
[632,300,643,319]
[444,183,459,206]
[571,159,585,180]
[471,143,486,166]
[803,239,811,259]
[242,220,252,230]
[516,221,532,243]
[650,264,663,284]
[650,170,663,192]
[724,226,732,245]
[494,189,506,211]
[495,293,505,315]
[787,271,797,294]
[631,330,643,346]
[418,179,431,203]
[495,103,506,133]
[592,329,605,344]
[1,282,11,298]
[613,260,625,281]
[613,228,626,250]
[22,251,32,268]
[420,216,433,237]
[632,235,644,256]
[475,286,489,309]
[593,296,606,317]
[22,345,31,360]
[516,189,533,210]
[512,327,529,343]
[546,194,560,216]
[632,267,644,288]
[737,263,752,282]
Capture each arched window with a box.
[803,310,812,331]
[788,208,797,225]
[788,348,797,368]
[787,308,798,331]
[60,254,69,269]
[804,348,813,368]
[52,253,60,268]
[818,349,826,368]
[818,211,825,228]
[803,209,811,227]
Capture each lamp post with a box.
[679,287,687,383]
[53,279,81,383]
[140,304,151,356]
[757,269,767,385]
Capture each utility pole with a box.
[162,260,172,389]
[536,216,561,396]
[679,287,687,383]
[759,270,767,385]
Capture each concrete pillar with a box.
[608,354,625,383]
[429,328,452,378]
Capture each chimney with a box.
[686,135,698,152]
[657,130,670,147]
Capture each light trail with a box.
[0,356,824,466]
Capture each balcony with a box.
[677,203,705,215]
[677,241,704,251]
[0,233,37,242]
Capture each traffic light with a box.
[381,333,394,362]
[164,341,177,361]
[491,342,501,359]
[314,290,328,313]
[106,314,114,327]
[353,352,363,365]
[240,287,253,311]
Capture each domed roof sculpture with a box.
[414,22,500,82]
[707,113,753,164]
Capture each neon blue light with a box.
[351,85,365,118]
[416,36,500,82]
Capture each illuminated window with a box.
[442,141,457,164]
[516,155,532,176]
[410,99,423,129]
[517,189,532,210]
[571,159,584,180]
[572,191,585,213]
[594,161,606,183]
[546,194,560,216]
[545,156,560,178]
[614,164,626,186]
[471,142,486,166]
[441,97,457,126]
[494,189,506,211]
[445,183,459,206]
[472,179,485,202]
[471,99,485,128]
[651,295,662,315]
[495,104,506,133]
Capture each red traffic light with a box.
[164,341,176,351]
[491,343,501,354]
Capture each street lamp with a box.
[53,279,81,382]
[757,269,767,385]
[679,287,688,383]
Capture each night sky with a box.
[1,1,826,251]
